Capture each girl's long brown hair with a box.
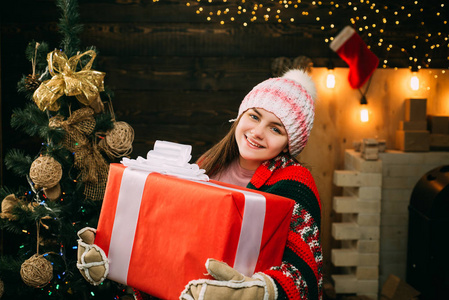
[196,116,242,177]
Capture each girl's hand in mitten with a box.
[180,258,277,300]
[76,227,109,285]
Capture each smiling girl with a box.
[181,69,323,300]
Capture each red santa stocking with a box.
[330,26,379,89]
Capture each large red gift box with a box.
[95,163,295,300]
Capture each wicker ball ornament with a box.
[20,254,53,288]
[101,121,134,158]
[29,156,62,189]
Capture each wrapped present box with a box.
[95,163,295,299]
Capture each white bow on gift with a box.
[121,140,209,181]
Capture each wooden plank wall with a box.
[2,0,449,279]
[1,0,344,159]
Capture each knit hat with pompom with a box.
[237,69,317,157]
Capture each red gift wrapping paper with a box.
[95,163,294,299]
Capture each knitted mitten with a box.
[180,259,277,300]
[76,227,109,285]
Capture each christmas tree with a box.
[0,0,134,299]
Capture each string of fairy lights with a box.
[184,0,449,69]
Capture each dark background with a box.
[2,1,447,179]
[1,0,448,278]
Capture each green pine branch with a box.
[17,41,51,100]
[16,75,35,101]
[25,40,50,71]
[57,0,83,57]
[4,149,33,178]
[94,110,114,133]
[10,103,48,137]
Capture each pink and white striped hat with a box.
[237,69,317,157]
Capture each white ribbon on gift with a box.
[152,140,192,164]
[121,140,209,181]
[107,167,150,284]
[107,168,266,285]
[196,180,266,276]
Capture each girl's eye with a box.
[271,127,282,134]
[249,114,259,121]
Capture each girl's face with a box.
[235,108,289,170]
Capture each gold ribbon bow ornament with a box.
[33,50,105,112]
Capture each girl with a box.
[180,69,322,300]
[78,69,322,300]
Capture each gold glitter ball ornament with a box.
[29,156,63,189]
[20,254,53,288]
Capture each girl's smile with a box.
[235,108,289,170]
[245,135,264,148]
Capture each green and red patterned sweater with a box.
[249,153,323,300]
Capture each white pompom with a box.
[282,69,317,101]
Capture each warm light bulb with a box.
[361,107,369,122]
[326,72,336,88]
[410,72,419,90]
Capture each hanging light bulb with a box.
[410,66,419,91]
[326,60,335,88]
[327,70,336,88]
[360,95,369,122]
[360,107,369,122]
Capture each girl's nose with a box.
[251,124,264,138]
